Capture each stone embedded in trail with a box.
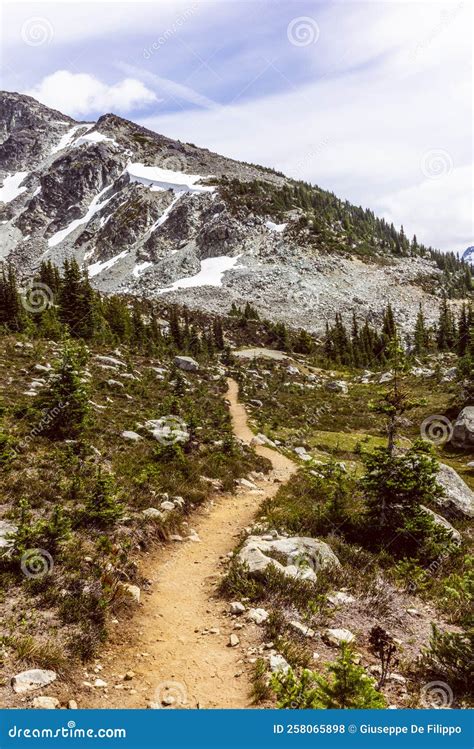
[237,478,258,490]
[174,355,199,372]
[32,695,59,708]
[451,406,474,449]
[419,505,461,544]
[12,669,57,694]
[434,463,474,518]
[237,535,340,582]
[228,634,240,647]
[323,628,355,647]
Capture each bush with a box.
[272,645,386,708]
[421,625,473,695]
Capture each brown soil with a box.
[78,378,296,708]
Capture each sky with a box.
[1,0,472,253]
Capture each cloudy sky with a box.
[1,0,472,253]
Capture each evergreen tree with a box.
[414,303,429,356]
[0,263,25,332]
[58,258,95,339]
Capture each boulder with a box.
[12,669,57,694]
[32,696,59,709]
[379,372,393,383]
[237,535,339,582]
[229,601,245,615]
[0,520,17,551]
[142,508,165,521]
[174,355,199,372]
[451,407,474,449]
[327,591,355,606]
[247,608,269,624]
[420,505,461,544]
[435,464,474,518]
[121,430,142,442]
[269,654,290,674]
[325,380,348,394]
[121,583,141,604]
[294,446,312,461]
[323,628,355,647]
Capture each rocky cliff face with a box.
[0,90,468,333]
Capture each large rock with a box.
[451,407,474,449]
[323,628,355,647]
[237,535,340,582]
[435,464,474,518]
[12,669,57,694]
[420,505,461,544]
[174,356,199,372]
[0,520,17,551]
[325,380,348,394]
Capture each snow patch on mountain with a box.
[48,186,114,247]
[265,220,287,233]
[126,163,214,195]
[159,255,243,293]
[50,124,91,155]
[88,250,129,278]
[0,172,28,203]
[462,246,474,266]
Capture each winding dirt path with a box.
[81,378,296,709]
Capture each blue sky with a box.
[1,0,472,252]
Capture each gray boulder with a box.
[451,407,474,449]
[435,464,474,518]
[237,535,339,582]
[174,355,199,372]
[420,505,461,544]
[325,380,348,394]
[12,669,57,694]
[0,520,17,551]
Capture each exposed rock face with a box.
[237,535,340,581]
[435,464,474,518]
[451,407,474,449]
[0,91,460,334]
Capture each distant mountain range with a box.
[0,91,471,333]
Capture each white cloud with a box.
[27,70,158,117]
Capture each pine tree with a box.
[58,258,95,339]
[83,468,123,527]
[272,646,386,709]
[212,318,224,350]
[414,303,429,356]
[35,337,90,439]
[0,263,25,332]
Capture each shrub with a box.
[272,645,386,708]
[421,625,473,695]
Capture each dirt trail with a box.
[81,378,296,709]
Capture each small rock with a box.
[327,591,355,606]
[228,634,240,647]
[121,583,141,604]
[93,679,108,688]
[289,621,315,638]
[247,608,269,625]
[121,430,142,442]
[230,602,246,615]
[269,654,290,674]
[67,699,78,709]
[32,696,59,709]
[12,669,57,694]
[323,628,355,647]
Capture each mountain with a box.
[0,91,471,333]
[462,246,474,266]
